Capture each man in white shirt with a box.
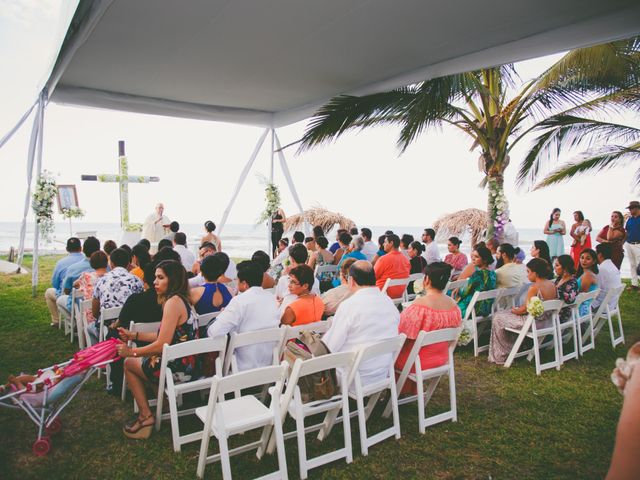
[173,232,196,271]
[323,260,400,386]
[207,261,280,371]
[276,243,320,308]
[421,228,441,264]
[496,243,527,288]
[486,238,500,270]
[360,227,378,261]
[592,243,622,311]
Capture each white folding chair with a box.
[195,311,221,337]
[314,264,339,280]
[495,285,521,310]
[317,334,406,456]
[75,298,93,350]
[591,284,626,348]
[223,328,286,377]
[63,288,82,342]
[381,277,411,306]
[444,278,469,297]
[265,352,357,479]
[281,319,333,348]
[195,364,289,480]
[383,328,460,433]
[91,306,121,387]
[570,290,600,355]
[503,300,563,375]
[463,288,501,357]
[154,336,228,452]
[556,300,579,365]
[121,321,161,401]
[405,272,424,302]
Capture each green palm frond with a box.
[534,141,640,189]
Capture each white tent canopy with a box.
[3,0,640,291]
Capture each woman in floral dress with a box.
[553,255,579,323]
[116,260,198,439]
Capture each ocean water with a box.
[0,221,631,277]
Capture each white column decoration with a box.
[31,89,48,295]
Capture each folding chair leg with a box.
[355,391,369,456]
[218,434,233,480]
[296,414,309,480]
[272,418,288,480]
[504,319,532,368]
[316,407,340,441]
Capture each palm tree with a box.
[297,37,640,239]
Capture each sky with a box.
[0,1,638,234]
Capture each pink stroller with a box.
[0,338,121,455]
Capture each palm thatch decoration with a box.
[433,208,489,247]
[284,207,355,233]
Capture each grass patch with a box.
[0,254,636,479]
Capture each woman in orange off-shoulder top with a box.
[280,264,325,326]
[396,262,461,393]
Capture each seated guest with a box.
[153,245,181,263]
[374,234,411,299]
[307,235,334,271]
[332,232,352,265]
[276,244,321,309]
[190,255,233,315]
[304,236,317,253]
[371,234,387,267]
[576,248,599,315]
[360,228,378,261]
[59,236,102,314]
[329,229,347,254]
[73,250,109,324]
[214,252,238,295]
[157,238,173,251]
[592,242,622,311]
[137,238,151,250]
[444,237,468,279]
[103,239,117,260]
[553,255,579,324]
[312,225,325,240]
[409,241,427,274]
[321,258,356,317]
[251,250,276,289]
[173,232,195,271]
[396,262,462,393]
[164,221,180,242]
[421,228,441,264]
[201,220,222,251]
[280,264,325,326]
[496,243,527,288]
[400,234,414,258]
[89,248,144,344]
[486,238,501,269]
[340,235,367,264]
[455,245,496,318]
[116,260,197,438]
[488,259,556,364]
[323,261,400,385]
[207,261,280,371]
[44,237,84,326]
[130,243,151,281]
[191,241,217,277]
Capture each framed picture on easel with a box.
[57,184,79,212]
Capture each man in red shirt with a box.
[374,234,411,298]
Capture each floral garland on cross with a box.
[31,170,57,242]
[488,178,509,240]
[256,175,281,224]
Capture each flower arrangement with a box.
[526,297,545,318]
[488,178,509,240]
[412,279,425,297]
[458,324,472,346]
[32,170,57,242]
[123,223,143,232]
[257,175,281,224]
[61,206,85,220]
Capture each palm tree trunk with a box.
[486,174,509,241]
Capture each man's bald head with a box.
[349,260,376,287]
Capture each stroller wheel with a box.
[32,437,51,456]
[46,418,62,435]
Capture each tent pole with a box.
[268,128,275,255]
[31,90,47,297]
[273,131,307,234]
[17,94,44,271]
[0,99,38,151]
[218,128,269,237]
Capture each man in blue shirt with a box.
[44,237,83,326]
[625,200,640,290]
[58,236,101,314]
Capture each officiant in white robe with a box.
[142,203,170,243]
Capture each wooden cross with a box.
[81,141,159,227]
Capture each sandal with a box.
[123,413,154,439]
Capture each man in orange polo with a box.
[374,234,410,298]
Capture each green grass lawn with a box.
[0,254,636,479]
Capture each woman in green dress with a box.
[455,245,497,318]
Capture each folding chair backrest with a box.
[295,351,357,378]
[128,320,161,336]
[463,288,500,321]
[196,311,220,326]
[416,327,461,349]
[162,336,228,367]
[574,289,600,306]
[223,327,285,375]
[215,363,288,398]
[381,277,410,294]
[101,307,121,322]
[284,319,333,343]
[315,264,339,278]
[542,299,563,313]
[495,286,520,309]
[408,273,423,282]
[348,334,406,384]
[445,278,469,293]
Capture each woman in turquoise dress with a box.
[576,248,599,316]
[544,208,566,259]
[456,245,497,318]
